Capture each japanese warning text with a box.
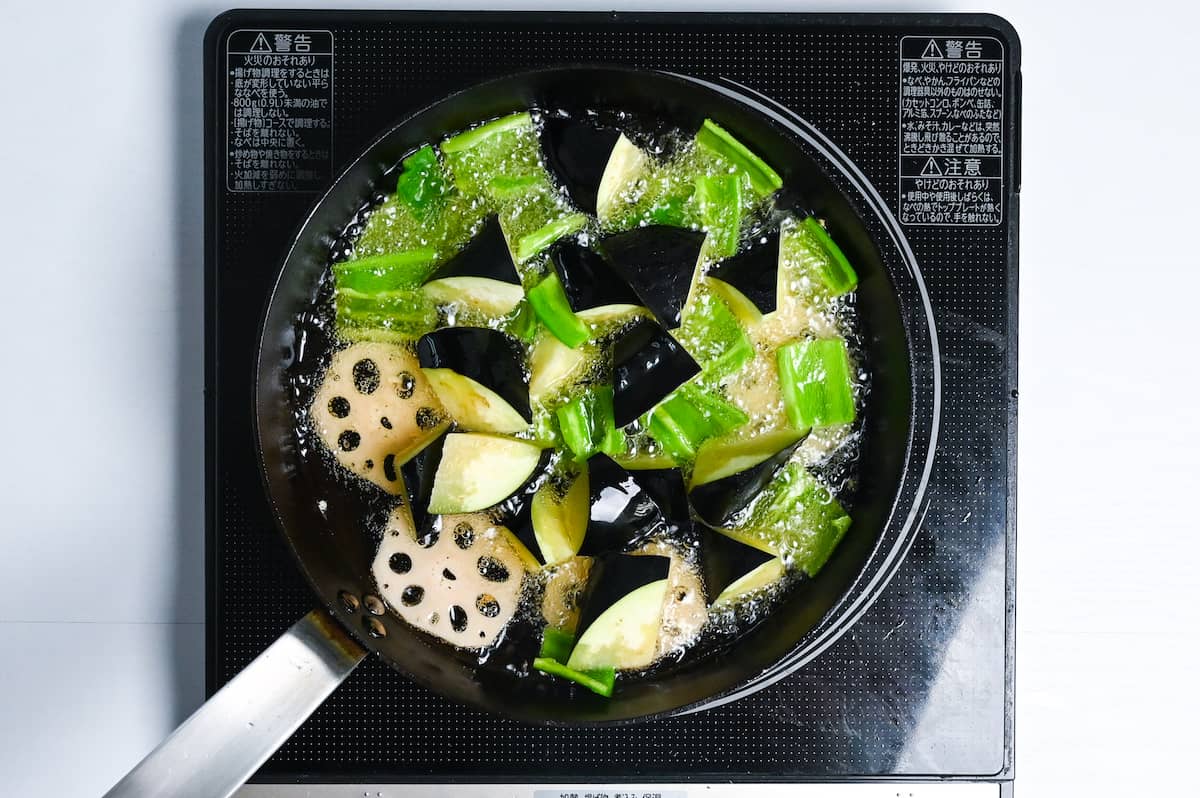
[899,36,1005,226]
[226,30,333,192]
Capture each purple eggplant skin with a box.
[431,216,520,284]
[581,455,678,556]
[697,526,774,605]
[706,230,780,315]
[550,240,641,312]
[400,432,448,536]
[620,466,690,528]
[598,226,706,328]
[417,327,531,421]
[540,115,622,216]
[612,320,699,427]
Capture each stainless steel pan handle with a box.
[102,610,366,798]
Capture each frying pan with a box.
[105,66,938,798]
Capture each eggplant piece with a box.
[580,455,674,555]
[597,226,706,328]
[540,116,622,215]
[689,439,802,528]
[698,526,776,605]
[433,216,518,283]
[493,495,542,568]
[706,231,780,315]
[460,439,557,556]
[550,241,640,312]
[691,428,806,488]
[486,446,562,566]
[715,461,852,576]
[713,558,786,607]
[567,578,668,674]
[531,462,590,565]
[422,369,528,435]
[611,320,700,427]
[400,431,447,539]
[417,327,531,421]
[427,433,544,515]
[572,551,671,644]
[622,467,689,529]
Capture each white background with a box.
[1,0,1197,795]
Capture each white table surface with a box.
[1,0,1197,795]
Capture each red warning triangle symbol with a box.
[920,157,943,176]
[250,32,272,53]
[921,39,944,59]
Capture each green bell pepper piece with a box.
[539,627,576,662]
[502,299,540,342]
[696,173,743,259]
[394,145,449,221]
[677,284,754,378]
[516,213,589,263]
[488,173,545,199]
[532,657,615,697]
[776,337,856,429]
[779,216,859,298]
[556,384,617,461]
[736,462,852,576]
[441,112,533,153]
[334,288,437,338]
[528,271,589,348]
[441,113,539,198]
[332,248,440,293]
[646,382,749,462]
[695,119,783,197]
[800,217,858,295]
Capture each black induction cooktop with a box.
[204,9,1019,791]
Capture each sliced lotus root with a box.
[311,341,449,494]
[634,539,708,659]
[372,505,537,649]
[540,555,593,634]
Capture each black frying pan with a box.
[105,67,938,798]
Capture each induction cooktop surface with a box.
[204,9,1019,794]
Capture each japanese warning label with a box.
[226,30,332,192]
[899,36,1004,226]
